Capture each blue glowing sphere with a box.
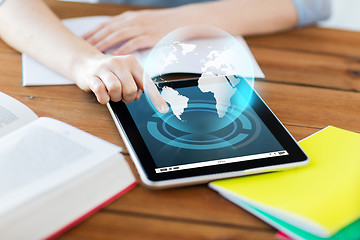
[143,25,255,133]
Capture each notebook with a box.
[210,126,360,239]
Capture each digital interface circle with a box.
[147,109,261,150]
[143,25,255,135]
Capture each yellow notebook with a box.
[210,126,360,238]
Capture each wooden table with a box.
[1,1,359,239]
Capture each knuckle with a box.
[110,92,122,102]
[99,58,120,69]
[98,97,107,105]
[110,93,122,102]
[122,11,139,22]
[129,12,147,24]
[91,83,109,104]
[107,81,121,94]
[125,55,137,65]
[107,23,117,32]
[122,85,137,98]
[128,54,137,62]
[108,58,124,69]
[92,84,103,95]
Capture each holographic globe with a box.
[143,25,255,134]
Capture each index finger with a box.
[143,74,169,113]
[130,59,169,113]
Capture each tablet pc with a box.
[107,74,309,188]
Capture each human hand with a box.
[83,9,187,55]
[73,53,169,113]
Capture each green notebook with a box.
[210,126,360,239]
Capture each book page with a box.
[22,16,265,86]
[0,117,122,216]
[0,92,38,137]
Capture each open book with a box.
[0,92,137,239]
[210,126,360,240]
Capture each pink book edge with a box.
[275,231,293,240]
[45,181,138,239]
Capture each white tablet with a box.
[107,74,309,188]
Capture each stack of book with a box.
[210,126,360,240]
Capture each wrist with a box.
[70,47,104,87]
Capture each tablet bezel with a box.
[107,77,309,188]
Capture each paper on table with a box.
[22,16,265,86]
[22,16,109,86]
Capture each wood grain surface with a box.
[1,1,359,239]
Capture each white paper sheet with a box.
[22,16,265,86]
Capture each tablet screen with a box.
[109,75,307,182]
[127,86,285,173]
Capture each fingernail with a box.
[136,89,142,100]
[159,104,169,113]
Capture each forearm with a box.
[175,0,298,36]
[0,0,102,81]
